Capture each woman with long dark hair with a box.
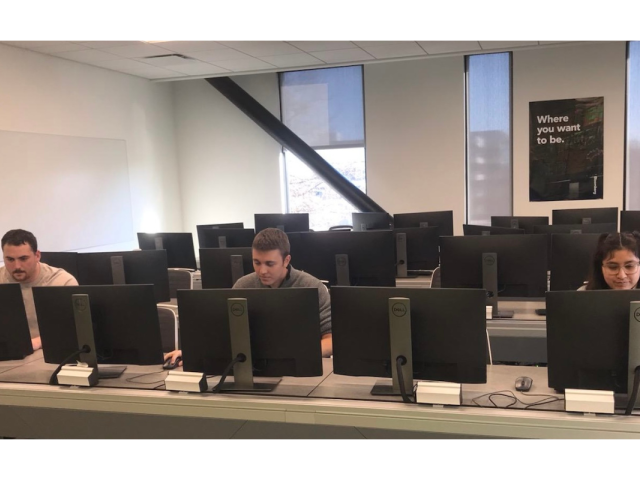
[584,231,640,290]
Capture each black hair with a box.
[1,229,38,253]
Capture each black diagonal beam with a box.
[206,76,386,213]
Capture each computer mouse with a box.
[515,376,533,392]
[163,356,182,370]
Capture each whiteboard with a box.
[0,130,134,252]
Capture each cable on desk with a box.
[625,366,640,415]
[48,345,91,385]
[471,390,563,409]
[212,353,247,393]
[396,355,416,404]
[125,370,167,385]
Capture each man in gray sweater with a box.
[0,229,78,351]
[164,227,332,365]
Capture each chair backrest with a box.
[168,269,193,299]
[429,267,441,288]
[157,306,179,352]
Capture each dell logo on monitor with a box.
[391,303,407,317]
[230,303,245,316]
[73,297,87,312]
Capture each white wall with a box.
[363,56,466,234]
[174,73,283,248]
[513,42,627,218]
[0,44,182,252]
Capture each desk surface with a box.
[1,356,639,439]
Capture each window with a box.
[626,42,640,209]
[466,53,512,225]
[280,66,366,231]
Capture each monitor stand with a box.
[218,236,227,248]
[482,253,513,319]
[215,298,280,392]
[154,237,164,250]
[395,232,408,277]
[371,297,414,396]
[229,255,245,286]
[68,294,126,385]
[627,301,640,410]
[110,255,126,285]
[335,254,351,286]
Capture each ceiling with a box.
[1,40,577,82]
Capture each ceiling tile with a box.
[100,43,175,58]
[479,41,539,50]
[219,41,302,57]
[75,41,141,49]
[287,41,356,52]
[30,42,89,54]
[149,41,227,53]
[417,41,481,54]
[353,41,404,48]
[259,53,324,68]
[112,65,187,79]
[310,48,375,63]
[2,41,59,49]
[138,55,199,67]
[92,58,151,69]
[212,57,277,72]
[165,62,230,75]
[188,48,254,62]
[361,42,426,59]
[52,49,125,65]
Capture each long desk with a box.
[1,355,639,439]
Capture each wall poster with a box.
[529,97,604,202]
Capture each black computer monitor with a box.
[549,233,601,291]
[254,213,309,233]
[491,216,549,234]
[288,231,396,287]
[199,228,255,249]
[392,211,454,236]
[441,235,548,296]
[332,287,487,386]
[76,250,170,303]
[137,232,197,270]
[177,288,323,378]
[199,247,253,288]
[39,252,80,279]
[533,223,617,266]
[0,284,33,360]
[351,212,392,231]
[33,285,164,365]
[620,211,640,233]
[394,226,440,273]
[196,223,244,247]
[552,207,619,229]
[463,224,525,236]
[546,290,640,393]
[440,235,547,318]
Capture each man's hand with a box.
[321,334,332,358]
[164,350,183,366]
[31,336,42,351]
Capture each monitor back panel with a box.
[33,284,163,365]
[199,247,253,288]
[0,284,33,360]
[331,287,487,383]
